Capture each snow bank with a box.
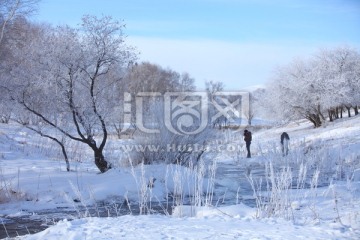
[20,210,358,240]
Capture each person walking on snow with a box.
[243,129,252,158]
[280,132,290,156]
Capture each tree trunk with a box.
[20,122,71,172]
[317,105,326,122]
[114,124,121,139]
[340,106,343,118]
[314,115,322,127]
[47,137,70,172]
[335,107,338,119]
[306,113,322,128]
[328,109,333,122]
[94,149,110,173]
[345,106,351,118]
[354,106,359,115]
[60,143,70,172]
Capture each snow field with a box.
[0,116,360,239]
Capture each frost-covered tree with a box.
[110,62,196,139]
[0,0,39,45]
[133,97,213,166]
[179,72,196,91]
[124,62,195,94]
[205,80,224,97]
[5,15,136,173]
[246,88,266,126]
[205,80,227,128]
[314,46,360,118]
[0,1,38,122]
[265,46,360,127]
[265,58,318,125]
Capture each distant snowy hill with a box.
[241,84,266,92]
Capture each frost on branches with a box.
[265,46,360,127]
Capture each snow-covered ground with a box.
[1,116,360,239]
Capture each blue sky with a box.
[35,0,360,90]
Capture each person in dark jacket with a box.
[280,132,290,156]
[243,129,252,158]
